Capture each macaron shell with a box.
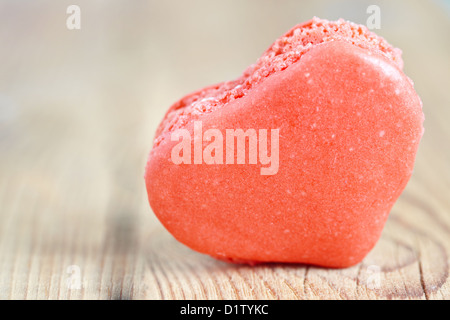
[145,40,423,268]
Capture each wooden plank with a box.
[0,0,449,299]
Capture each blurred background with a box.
[0,0,449,299]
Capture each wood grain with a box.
[0,0,449,299]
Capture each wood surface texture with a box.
[0,0,449,299]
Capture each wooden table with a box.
[0,0,449,299]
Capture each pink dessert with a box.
[145,18,424,268]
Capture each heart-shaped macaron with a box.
[145,18,424,268]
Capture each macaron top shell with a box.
[152,17,404,148]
